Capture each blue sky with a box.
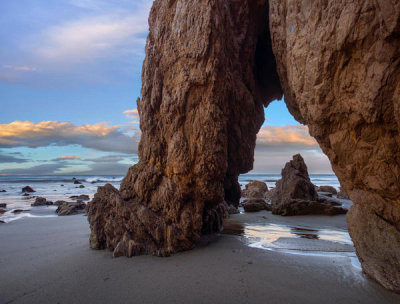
[0,0,333,175]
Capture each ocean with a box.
[0,174,341,223]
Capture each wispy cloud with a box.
[0,121,140,154]
[0,153,28,164]
[2,65,38,72]
[55,155,81,161]
[124,109,139,119]
[36,5,150,64]
[0,0,153,86]
[0,163,70,175]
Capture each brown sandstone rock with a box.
[243,199,271,212]
[22,186,35,193]
[88,0,282,257]
[31,197,53,207]
[317,192,333,198]
[274,199,347,216]
[337,187,350,200]
[70,195,90,201]
[271,154,318,208]
[56,202,86,216]
[318,186,337,195]
[269,0,400,291]
[88,0,400,292]
[241,181,269,199]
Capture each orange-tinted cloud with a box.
[56,155,81,160]
[256,125,317,146]
[123,109,140,119]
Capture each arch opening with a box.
[87,0,400,293]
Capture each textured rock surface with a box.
[88,0,282,257]
[241,180,269,199]
[31,197,53,207]
[56,202,86,216]
[274,199,347,216]
[337,187,350,200]
[243,199,271,212]
[22,186,35,193]
[269,0,400,291]
[318,186,337,195]
[271,154,317,206]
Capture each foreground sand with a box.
[0,212,399,304]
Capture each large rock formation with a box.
[88,0,282,257]
[88,0,400,292]
[269,0,400,291]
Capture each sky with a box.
[0,0,333,175]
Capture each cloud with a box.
[124,109,139,119]
[67,0,103,10]
[0,0,154,86]
[84,155,126,163]
[252,125,332,173]
[256,125,317,147]
[2,65,38,72]
[55,155,81,161]
[0,163,69,175]
[72,162,132,175]
[36,5,151,65]
[0,121,140,154]
[0,153,28,163]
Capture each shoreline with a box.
[1,212,399,303]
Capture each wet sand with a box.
[0,212,399,304]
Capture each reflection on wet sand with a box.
[222,219,357,259]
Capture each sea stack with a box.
[270,154,346,216]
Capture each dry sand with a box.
[0,212,399,304]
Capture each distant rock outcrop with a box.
[22,186,35,193]
[241,181,268,199]
[56,202,86,216]
[31,197,53,207]
[70,195,90,201]
[270,154,346,216]
[318,186,337,195]
[243,199,271,212]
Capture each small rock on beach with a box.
[22,186,35,193]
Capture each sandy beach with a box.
[1,211,399,304]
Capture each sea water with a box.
[0,174,341,223]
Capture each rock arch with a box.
[88,0,400,292]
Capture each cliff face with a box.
[88,0,282,257]
[269,0,400,291]
[88,0,400,292]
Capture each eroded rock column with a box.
[88,0,282,257]
[269,0,400,291]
